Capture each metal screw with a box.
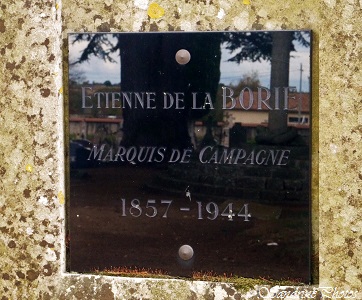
[178,245,194,260]
[175,49,191,65]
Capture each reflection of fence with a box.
[146,146,310,204]
[69,116,123,144]
[223,122,310,147]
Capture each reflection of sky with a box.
[68,35,121,85]
[69,33,310,92]
[220,38,310,92]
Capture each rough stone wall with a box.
[0,0,361,299]
[319,0,362,291]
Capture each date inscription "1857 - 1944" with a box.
[119,198,251,221]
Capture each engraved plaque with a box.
[68,31,311,282]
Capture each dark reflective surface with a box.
[68,31,311,282]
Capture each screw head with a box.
[178,244,194,260]
[175,49,191,65]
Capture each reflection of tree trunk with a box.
[187,120,197,149]
[268,31,293,134]
[119,34,221,149]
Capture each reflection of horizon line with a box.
[270,58,292,64]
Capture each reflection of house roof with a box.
[70,116,123,124]
[239,122,309,129]
[194,120,309,130]
[194,121,224,126]
[226,91,310,113]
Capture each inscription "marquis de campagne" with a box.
[88,145,291,166]
[81,86,299,111]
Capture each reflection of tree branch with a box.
[69,65,86,84]
[69,32,310,148]
[224,31,310,64]
[293,31,310,48]
[70,33,119,65]
[224,32,273,62]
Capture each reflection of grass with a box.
[280,210,309,240]
[94,267,304,294]
[284,213,309,230]
[93,266,171,279]
[248,207,308,239]
[192,272,304,293]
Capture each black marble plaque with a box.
[68,31,311,282]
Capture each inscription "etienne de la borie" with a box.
[81,86,299,110]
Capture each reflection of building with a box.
[222,92,310,146]
[69,115,123,144]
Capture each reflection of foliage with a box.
[223,31,310,63]
[229,70,261,93]
[70,34,119,64]
[71,33,222,148]
[70,32,310,147]
[69,133,77,140]
[71,31,310,66]
[207,71,261,123]
[223,31,310,139]
[224,32,273,62]
[104,134,117,148]
[69,65,87,85]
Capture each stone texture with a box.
[0,0,361,298]
[319,0,362,291]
